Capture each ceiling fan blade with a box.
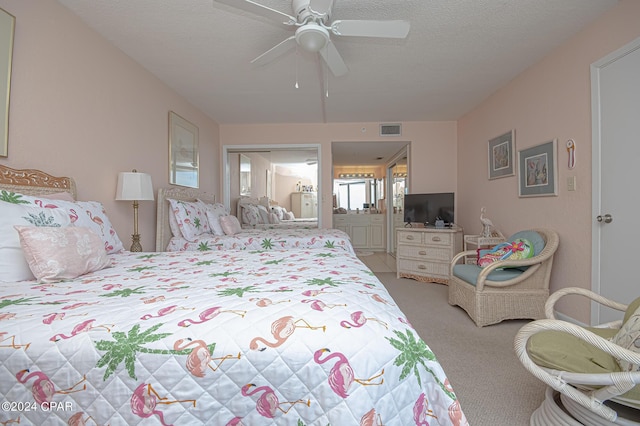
[319,41,348,77]
[214,0,297,26]
[251,36,297,66]
[308,0,334,17]
[331,19,410,38]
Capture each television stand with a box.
[396,225,463,284]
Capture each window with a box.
[336,181,366,210]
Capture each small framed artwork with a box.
[169,111,199,188]
[488,130,515,179]
[0,7,15,158]
[518,139,558,197]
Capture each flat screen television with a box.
[403,192,455,226]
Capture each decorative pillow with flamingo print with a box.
[168,198,211,241]
[0,192,125,254]
[15,225,112,283]
[0,200,71,282]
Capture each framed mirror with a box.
[0,7,15,158]
[240,154,251,196]
[169,111,199,188]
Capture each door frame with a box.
[590,36,640,325]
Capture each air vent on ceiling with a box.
[380,123,401,136]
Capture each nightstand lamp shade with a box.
[115,170,154,252]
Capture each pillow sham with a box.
[168,207,184,238]
[0,200,71,282]
[284,211,295,221]
[219,215,243,235]
[168,198,211,242]
[241,204,261,226]
[256,204,270,224]
[269,212,280,224]
[15,226,112,283]
[200,200,228,236]
[1,191,124,254]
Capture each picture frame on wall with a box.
[488,130,515,179]
[518,139,558,197]
[0,7,15,158]
[169,111,199,188]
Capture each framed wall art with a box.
[518,139,558,197]
[488,130,515,179]
[169,111,199,188]
[0,7,15,158]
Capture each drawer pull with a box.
[418,264,427,270]
[418,250,427,256]
[432,236,441,242]
[406,235,414,240]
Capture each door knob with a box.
[596,214,613,223]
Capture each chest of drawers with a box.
[396,226,463,284]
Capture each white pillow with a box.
[168,198,212,242]
[284,211,295,220]
[272,205,285,221]
[0,200,71,282]
[269,212,280,224]
[200,201,228,236]
[4,192,124,254]
[15,226,112,283]
[256,205,270,224]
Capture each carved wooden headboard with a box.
[0,164,77,199]
[155,186,216,252]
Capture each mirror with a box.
[333,178,384,213]
[240,154,251,196]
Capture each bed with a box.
[237,196,318,230]
[0,165,467,426]
[157,187,353,254]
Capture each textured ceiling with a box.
[56,0,618,125]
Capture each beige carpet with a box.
[376,272,545,426]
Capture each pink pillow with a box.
[219,215,242,235]
[15,226,112,283]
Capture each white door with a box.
[591,37,640,324]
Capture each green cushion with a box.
[527,318,640,401]
[452,264,523,284]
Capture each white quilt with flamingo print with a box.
[0,249,467,426]
[165,228,354,254]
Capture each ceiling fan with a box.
[214,0,410,77]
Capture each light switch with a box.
[567,176,576,191]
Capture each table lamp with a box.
[115,170,154,252]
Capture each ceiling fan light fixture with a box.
[295,24,329,53]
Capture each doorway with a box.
[591,37,640,324]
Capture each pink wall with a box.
[457,0,640,322]
[0,1,220,251]
[219,121,458,226]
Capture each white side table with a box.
[463,233,506,264]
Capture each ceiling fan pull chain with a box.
[295,46,300,89]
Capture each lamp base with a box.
[130,234,143,252]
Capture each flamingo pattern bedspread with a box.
[0,249,467,425]
[165,228,354,254]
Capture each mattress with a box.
[0,249,467,425]
[166,227,354,254]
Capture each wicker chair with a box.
[448,228,559,327]
[514,288,640,425]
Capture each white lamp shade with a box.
[115,172,154,201]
